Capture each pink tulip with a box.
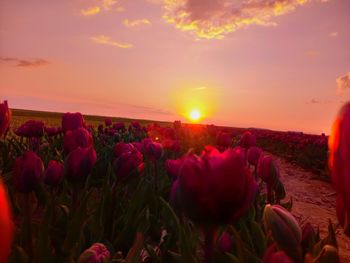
[247,146,262,167]
[239,131,257,149]
[64,128,93,153]
[12,151,44,193]
[64,146,97,183]
[329,102,350,236]
[174,146,257,224]
[44,160,64,187]
[78,243,110,263]
[62,112,85,132]
[0,100,11,137]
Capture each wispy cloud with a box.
[336,72,350,94]
[80,0,120,16]
[162,0,314,39]
[91,35,133,49]
[193,86,208,91]
[329,31,338,37]
[0,57,50,68]
[123,19,151,28]
[306,98,320,104]
[81,6,101,16]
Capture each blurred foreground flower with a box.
[329,102,350,236]
[12,151,44,193]
[15,120,44,138]
[263,244,293,263]
[0,179,14,262]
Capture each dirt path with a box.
[271,153,350,262]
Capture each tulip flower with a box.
[64,127,93,153]
[328,102,350,236]
[44,160,64,187]
[0,179,14,262]
[78,243,110,263]
[104,118,112,127]
[263,244,294,263]
[239,131,256,149]
[257,155,280,202]
[144,141,163,160]
[301,223,316,255]
[247,146,262,168]
[165,158,183,179]
[113,122,125,132]
[263,204,302,262]
[113,147,144,183]
[218,232,233,253]
[64,146,97,183]
[45,126,60,137]
[62,112,85,132]
[113,142,135,158]
[15,120,45,138]
[216,131,232,148]
[174,146,257,225]
[12,151,44,193]
[0,100,11,137]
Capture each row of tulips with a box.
[0,100,349,262]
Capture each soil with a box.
[271,153,350,262]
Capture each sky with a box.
[0,0,350,134]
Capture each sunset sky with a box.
[1,0,349,134]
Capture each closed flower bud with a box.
[301,223,316,255]
[44,160,64,187]
[328,102,350,236]
[216,131,232,148]
[78,243,110,263]
[263,204,302,262]
[64,146,97,183]
[144,140,163,160]
[104,118,112,127]
[0,179,14,262]
[64,128,93,153]
[0,100,11,137]
[257,155,280,188]
[218,232,233,253]
[239,131,256,149]
[12,151,44,193]
[113,148,144,182]
[62,112,85,132]
[247,146,262,167]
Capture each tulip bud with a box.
[15,120,45,138]
[165,158,183,179]
[144,141,163,160]
[257,155,280,188]
[0,100,11,137]
[216,132,232,148]
[44,160,64,187]
[62,112,85,132]
[247,146,262,167]
[0,179,14,262]
[263,244,294,263]
[329,102,350,236]
[78,243,110,263]
[113,149,144,182]
[104,118,112,127]
[13,151,44,193]
[239,131,256,149]
[301,223,316,255]
[218,232,233,253]
[64,128,93,153]
[263,204,302,262]
[113,122,125,132]
[64,146,97,183]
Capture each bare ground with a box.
[271,153,350,262]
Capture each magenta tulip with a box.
[78,243,110,263]
[64,128,93,153]
[0,100,11,137]
[104,118,112,127]
[218,232,233,253]
[263,244,294,263]
[113,142,134,158]
[216,131,232,148]
[329,102,350,236]
[44,160,64,187]
[165,158,183,179]
[247,146,262,167]
[15,120,45,138]
[257,155,279,188]
[113,148,144,182]
[12,151,44,193]
[64,146,97,183]
[239,131,256,149]
[144,141,163,160]
[62,112,85,132]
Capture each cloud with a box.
[193,86,208,90]
[81,6,101,16]
[306,98,320,104]
[162,0,313,39]
[0,57,50,68]
[101,0,118,10]
[329,31,338,37]
[123,19,151,28]
[91,35,133,49]
[336,72,350,94]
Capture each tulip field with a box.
[0,102,349,263]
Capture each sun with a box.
[189,109,202,122]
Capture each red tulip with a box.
[0,179,14,262]
[15,120,45,138]
[113,142,135,158]
[0,100,11,137]
[113,122,125,132]
[113,148,144,182]
[45,127,60,137]
[263,244,294,263]
[78,243,110,263]
[104,118,112,127]
[44,160,64,187]
[165,158,183,179]
[64,146,97,183]
[64,128,93,153]
[12,151,44,193]
[239,131,256,149]
[247,146,262,167]
[174,146,257,224]
[62,112,85,132]
[216,131,232,148]
[329,102,350,236]
[144,141,163,160]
